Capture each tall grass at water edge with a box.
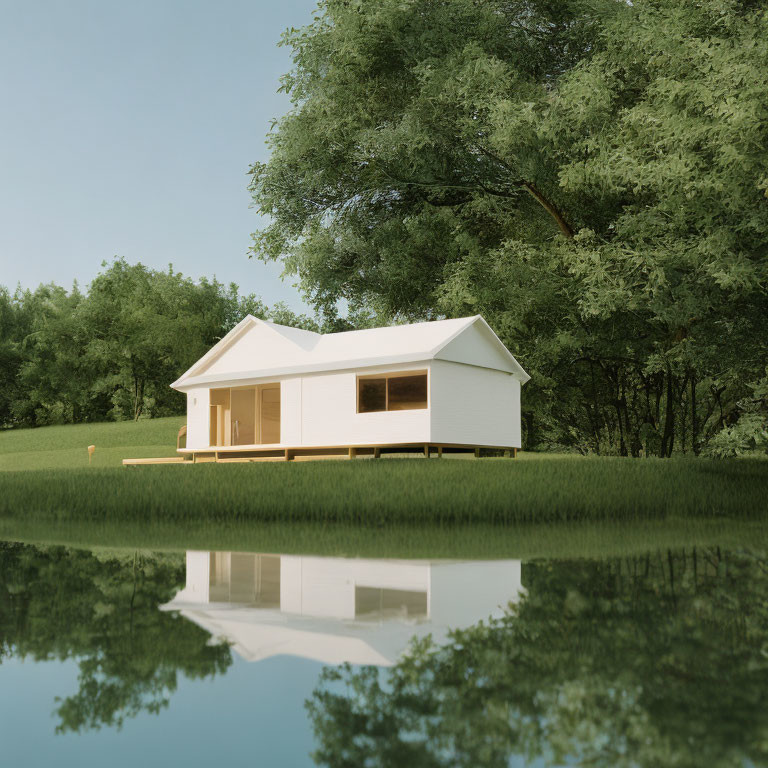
[0,457,765,527]
[1,418,765,531]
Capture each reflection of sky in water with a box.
[0,654,321,767]
[0,548,526,768]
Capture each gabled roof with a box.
[171,315,530,390]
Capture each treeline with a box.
[0,259,318,427]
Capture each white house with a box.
[170,314,529,461]
[161,551,524,666]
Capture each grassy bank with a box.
[1,419,766,532]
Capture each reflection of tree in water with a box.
[0,543,231,733]
[308,548,768,768]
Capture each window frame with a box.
[356,369,429,414]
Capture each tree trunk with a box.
[691,375,700,455]
[590,362,602,453]
[523,411,535,450]
[660,369,676,457]
[615,383,628,458]
[680,376,688,455]
[133,376,144,421]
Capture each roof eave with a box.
[171,315,260,390]
[171,353,434,391]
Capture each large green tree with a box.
[250,0,768,456]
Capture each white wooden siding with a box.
[200,322,303,377]
[429,359,519,447]
[435,320,519,373]
[280,377,302,445]
[186,388,209,449]
[299,364,430,447]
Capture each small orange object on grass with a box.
[87,444,95,464]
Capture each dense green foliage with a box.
[0,542,231,732]
[250,0,768,457]
[309,547,768,767]
[0,259,316,427]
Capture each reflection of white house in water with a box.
[162,552,524,666]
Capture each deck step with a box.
[291,454,350,462]
[122,457,192,466]
[216,456,287,463]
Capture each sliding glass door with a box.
[260,385,281,444]
[208,384,280,447]
[231,388,256,445]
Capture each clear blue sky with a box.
[0,0,318,312]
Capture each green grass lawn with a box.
[0,416,185,471]
[1,419,766,542]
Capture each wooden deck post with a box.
[437,446,443,458]
[348,447,357,460]
[513,447,518,459]
[424,444,430,458]
[373,447,381,459]
[474,448,481,459]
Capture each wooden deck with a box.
[122,443,518,467]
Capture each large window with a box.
[357,371,428,413]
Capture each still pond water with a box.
[0,539,765,767]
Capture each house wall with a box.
[298,363,431,447]
[186,388,209,449]
[435,320,518,373]
[183,360,522,450]
[281,377,302,445]
[200,322,306,377]
[183,364,431,450]
[429,359,521,447]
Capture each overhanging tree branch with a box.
[521,181,574,238]
[473,144,575,238]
